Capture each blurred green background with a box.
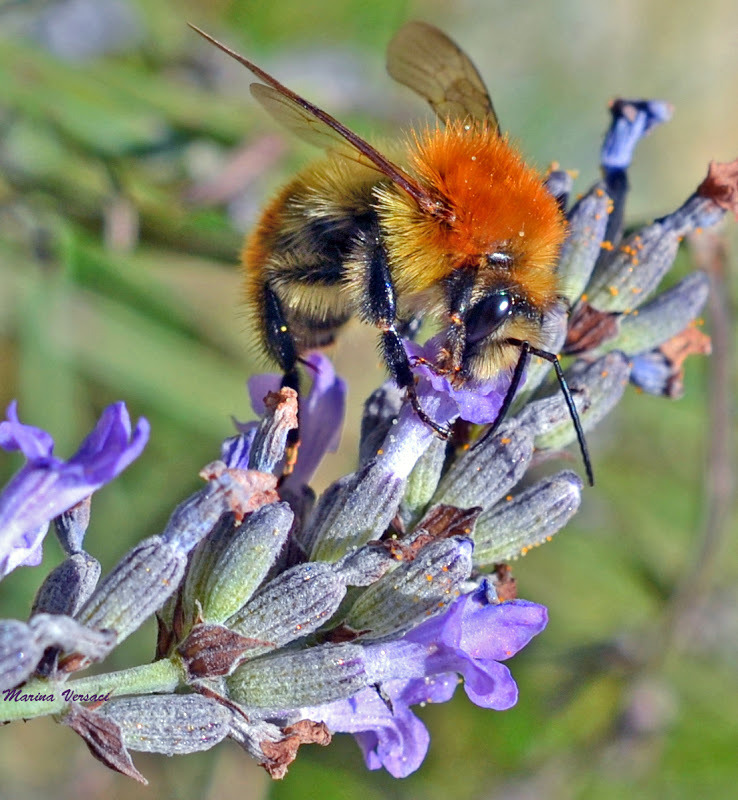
[0,0,736,798]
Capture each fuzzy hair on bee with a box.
[190,21,593,484]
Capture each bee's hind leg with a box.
[262,284,302,473]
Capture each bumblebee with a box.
[191,22,592,482]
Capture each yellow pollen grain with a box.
[280,325,287,333]
[609,286,619,296]
[580,293,588,302]
[600,240,613,251]
[376,448,384,455]
[506,495,513,502]
[595,187,605,197]
[425,574,433,582]
[601,370,609,378]
[695,227,703,234]
[632,258,639,266]
[500,437,511,445]
[594,213,602,220]
[442,565,449,572]
[631,287,642,293]
[462,443,470,451]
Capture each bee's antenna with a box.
[476,339,594,487]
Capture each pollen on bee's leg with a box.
[409,354,435,368]
[280,437,301,480]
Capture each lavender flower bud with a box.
[98,694,232,754]
[162,469,277,554]
[0,620,41,691]
[304,459,406,562]
[183,502,293,625]
[226,643,366,709]
[248,388,297,473]
[31,552,101,617]
[514,303,569,405]
[519,352,631,451]
[0,614,115,691]
[473,471,583,566]
[597,271,709,357]
[432,424,534,512]
[343,537,474,639]
[358,382,403,467]
[399,437,446,528]
[585,222,682,313]
[76,536,186,644]
[28,613,116,661]
[333,543,397,587]
[557,183,611,304]
[226,562,347,655]
[544,169,573,208]
[54,497,92,555]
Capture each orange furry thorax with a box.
[378,120,566,307]
[413,121,565,260]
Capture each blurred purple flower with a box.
[601,99,673,173]
[0,402,149,579]
[226,353,346,483]
[299,584,547,777]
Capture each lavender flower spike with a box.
[0,402,149,579]
[298,583,547,777]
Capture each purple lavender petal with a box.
[247,373,281,416]
[220,429,257,469]
[354,700,429,777]
[241,355,346,487]
[299,673,457,778]
[403,591,547,709]
[0,401,55,461]
[283,352,346,488]
[70,402,150,483]
[405,336,509,426]
[297,588,546,776]
[455,598,549,660]
[0,402,149,579]
[600,99,673,172]
[457,657,518,709]
[1,524,48,575]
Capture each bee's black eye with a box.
[464,292,514,344]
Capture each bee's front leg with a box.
[355,223,450,438]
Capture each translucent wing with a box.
[189,25,439,216]
[250,83,371,161]
[386,20,500,132]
